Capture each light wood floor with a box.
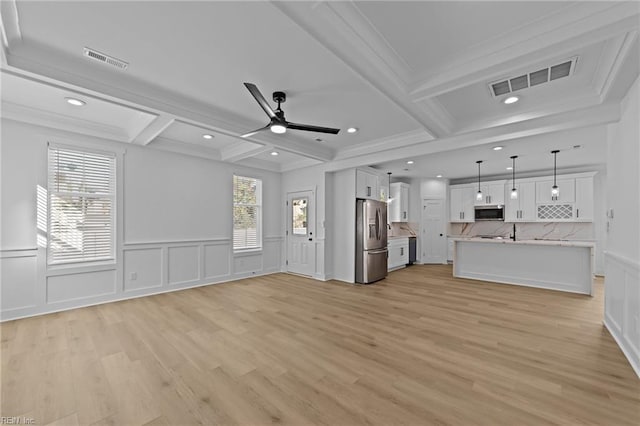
[1,265,639,425]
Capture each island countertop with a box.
[452,238,595,295]
[449,237,595,248]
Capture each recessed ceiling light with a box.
[202,134,214,140]
[406,160,414,165]
[506,166,513,170]
[436,175,443,178]
[347,127,358,134]
[503,96,519,104]
[270,151,279,156]
[65,97,86,106]
[493,146,503,151]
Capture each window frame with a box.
[232,175,263,252]
[47,144,117,266]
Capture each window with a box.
[48,146,116,264]
[233,175,262,250]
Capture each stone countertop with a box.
[450,237,595,248]
[388,235,410,240]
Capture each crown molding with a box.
[409,3,640,101]
[0,0,21,49]
[323,102,620,173]
[221,143,269,163]
[272,1,441,138]
[3,47,335,162]
[1,100,133,142]
[149,137,221,162]
[334,128,432,161]
[234,157,282,174]
[130,116,174,145]
[596,30,639,102]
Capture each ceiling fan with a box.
[241,83,340,138]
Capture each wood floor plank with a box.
[1,265,638,425]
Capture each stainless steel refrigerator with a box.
[355,199,388,284]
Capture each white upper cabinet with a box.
[536,178,575,203]
[505,182,536,222]
[575,177,594,222]
[450,185,475,222]
[356,169,380,200]
[473,182,506,206]
[389,182,410,222]
[452,172,595,224]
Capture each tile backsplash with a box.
[450,222,594,241]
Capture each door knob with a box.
[440,234,443,236]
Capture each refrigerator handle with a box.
[375,208,381,240]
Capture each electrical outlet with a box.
[130,272,137,281]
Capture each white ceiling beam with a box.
[410,4,640,100]
[323,102,620,172]
[150,137,221,162]
[2,42,334,162]
[598,31,639,102]
[130,116,174,145]
[272,1,449,138]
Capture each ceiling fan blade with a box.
[241,124,270,138]
[287,122,340,134]
[244,83,276,119]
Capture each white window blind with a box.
[48,147,116,264]
[233,175,262,250]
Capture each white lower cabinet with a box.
[388,238,409,271]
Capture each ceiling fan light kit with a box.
[241,83,340,138]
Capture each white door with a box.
[421,199,446,264]
[287,191,316,276]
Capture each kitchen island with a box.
[452,238,595,295]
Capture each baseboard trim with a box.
[604,315,640,379]
[0,270,281,322]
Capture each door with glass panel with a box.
[287,191,316,276]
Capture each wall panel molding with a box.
[604,251,640,378]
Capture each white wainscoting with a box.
[604,251,640,378]
[1,237,284,321]
[0,249,38,313]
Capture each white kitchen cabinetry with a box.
[447,238,455,262]
[356,169,380,200]
[474,183,505,206]
[389,183,410,222]
[505,182,536,222]
[450,185,475,222]
[575,177,594,222]
[388,238,409,270]
[536,178,575,203]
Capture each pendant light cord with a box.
[476,160,482,191]
[552,150,559,186]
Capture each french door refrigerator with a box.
[355,199,388,284]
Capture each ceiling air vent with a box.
[83,47,128,70]
[489,56,577,97]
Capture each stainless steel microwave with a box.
[474,205,504,221]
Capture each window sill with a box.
[233,248,263,257]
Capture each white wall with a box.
[603,76,640,378]
[0,119,283,321]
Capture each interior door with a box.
[422,199,446,264]
[287,191,316,276]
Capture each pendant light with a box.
[510,155,518,200]
[551,150,560,200]
[476,160,483,201]
[387,172,392,202]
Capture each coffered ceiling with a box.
[1,1,638,179]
